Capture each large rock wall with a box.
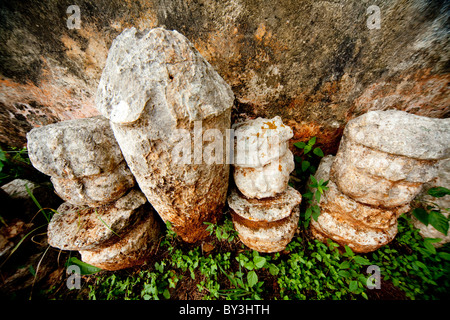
[1,0,449,151]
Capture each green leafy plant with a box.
[412,186,450,236]
[0,146,31,184]
[204,216,238,243]
[301,175,329,227]
[291,137,325,185]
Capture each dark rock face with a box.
[1,0,448,152]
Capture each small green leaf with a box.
[308,137,317,146]
[338,270,350,277]
[412,208,429,226]
[423,240,437,255]
[269,264,279,276]
[294,141,306,149]
[247,271,258,288]
[427,187,450,198]
[303,192,314,200]
[304,145,312,154]
[312,207,321,221]
[339,261,350,269]
[309,175,318,187]
[305,207,312,220]
[315,191,321,202]
[353,256,371,265]
[163,288,170,299]
[253,256,266,269]
[301,160,310,172]
[344,245,354,257]
[438,252,450,261]
[349,280,358,293]
[313,147,324,157]
[428,211,449,236]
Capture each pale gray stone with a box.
[310,155,400,253]
[95,27,234,243]
[27,116,126,179]
[344,110,450,160]
[232,116,293,168]
[50,161,135,207]
[26,116,135,206]
[228,186,301,253]
[47,189,149,251]
[334,136,438,183]
[233,149,295,199]
[79,212,161,271]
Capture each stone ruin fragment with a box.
[227,116,302,253]
[311,110,450,253]
[27,116,161,270]
[96,27,234,243]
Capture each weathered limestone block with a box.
[344,110,450,160]
[96,28,234,243]
[228,186,301,253]
[234,149,295,199]
[333,136,439,183]
[413,158,450,247]
[80,213,161,271]
[27,116,135,206]
[233,116,293,168]
[311,155,399,253]
[329,109,450,208]
[47,189,150,251]
[317,157,410,230]
[331,159,423,208]
[50,162,135,206]
[311,210,398,253]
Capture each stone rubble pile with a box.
[27,117,161,271]
[311,110,450,253]
[228,116,302,252]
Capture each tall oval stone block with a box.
[26,116,135,206]
[96,28,234,243]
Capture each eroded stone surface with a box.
[232,116,293,168]
[232,207,300,253]
[27,116,125,179]
[311,210,398,253]
[315,155,409,230]
[344,110,450,160]
[311,155,399,253]
[228,186,301,252]
[27,116,135,206]
[96,27,234,243]
[228,186,301,223]
[331,157,424,208]
[79,211,161,271]
[233,149,295,199]
[334,136,439,183]
[50,161,135,207]
[47,189,149,251]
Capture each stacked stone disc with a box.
[27,116,161,270]
[227,116,302,253]
[311,110,450,253]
